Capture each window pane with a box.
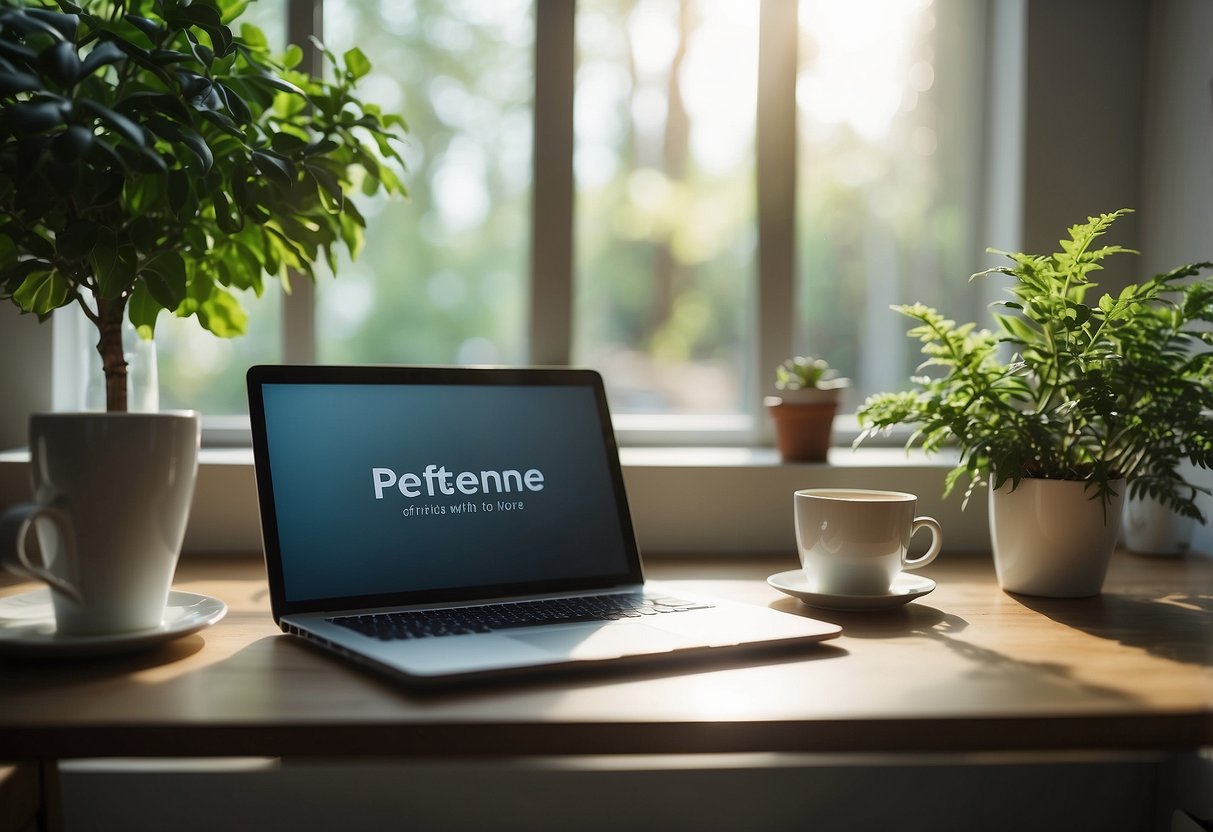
[156,0,288,414]
[157,289,282,414]
[574,0,758,416]
[315,0,533,367]
[796,0,987,410]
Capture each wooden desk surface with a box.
[1,552,1210,760]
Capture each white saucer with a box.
[0,589,227,657]
[767,570,936,611]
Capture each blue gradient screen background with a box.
[260,383,632,602]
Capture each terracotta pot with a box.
[989,477,1125,597]
[766,392,839,462]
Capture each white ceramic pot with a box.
[989,477,1125,598]
[768,386,845,406]
[1122,494,1194,557]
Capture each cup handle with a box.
[0,503,83,604]
[903,516,943,570]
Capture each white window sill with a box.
[0,446,992,556]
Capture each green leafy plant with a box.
[0,0,406,410]
[775,356,845,391]
[856,209,1213,518]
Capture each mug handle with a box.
[0,503,83,603]
[903,515,943,570]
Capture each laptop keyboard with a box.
[328,593,713,641]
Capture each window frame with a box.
[276,0,810,447]
[48,0,1002,450]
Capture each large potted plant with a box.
[856,210,1213,597]
[0,0,404,631]
[2,0,405,406]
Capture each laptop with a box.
[246,364,840,686]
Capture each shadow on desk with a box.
[0,607,850,701]
[771,597,1144,707]
[770,597,963,639]
[0,634,207,677]
[1015,590,1213,667]
[274,629,852,701]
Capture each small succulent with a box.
[775,356,842,391]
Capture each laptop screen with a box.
[247,367,643,616]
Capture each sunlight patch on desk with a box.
[1156,593,1213,614]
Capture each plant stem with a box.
[95,295,128,413]
[74,293,100,326]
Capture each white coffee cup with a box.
[795,488,942,596]
[0,412,199,635]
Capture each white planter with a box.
[1122,494,1194,557]
[769,386,845,406]
[989,478,1125,598]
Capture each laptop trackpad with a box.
[506,622,696,660]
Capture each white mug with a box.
[0,412,199,635]
[795,488,942,595]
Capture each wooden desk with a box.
[1,552,1211,762]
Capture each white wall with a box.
[1021,0,1149,283]
[1140,0,1213,274]
[0,306,52,450]
[1138,0,1213,554]
[0,446,993,556]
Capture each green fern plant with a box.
[857,209,1213,519]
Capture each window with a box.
[315,0,533,368]
[573,0,758,417]
[795,0,988,411]
[152,0,289,415]
[83,1,996,444]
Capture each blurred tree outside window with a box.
[573,0,757,416]
[796,0,987,412]
[137,0,990,442]
[315,0,532,368]
[153,0,288,414]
